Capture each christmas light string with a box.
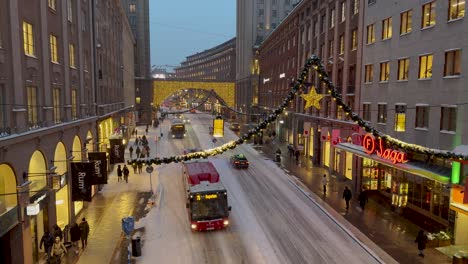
[129,54,468,166]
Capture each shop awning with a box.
[336,143,450,184]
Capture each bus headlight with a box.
[223,220,229,226]
[191,224,197,230]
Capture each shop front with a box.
[54,174,69,229]
[28,191,49,263]
[450,159,468,245]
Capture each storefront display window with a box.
[362,158,379,190]
[334,149,341,174]
[308,130,314,158]
[56,187,69,229]
[345,152,353,180]
[422,180,432,211]
[323,141,330,167]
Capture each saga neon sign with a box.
[363,134,409,164]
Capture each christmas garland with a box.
[129,55,468,166]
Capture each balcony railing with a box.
[0,127,11,138]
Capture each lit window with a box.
[362,103,371,121]
[50,35,58,63]
[72,89,77,120]
[23,21,35,56]
[366,24,375,44]
[449,0,465,21]
[382,17,392,40]
[397,58,409,80]
[444,50,461,76]
[422,2,436,28]
[339,34,344,55]
[330,9,335,28]
[48,0,56,10]
[400,10,412,34]
[379,62,390,82]
[353,0,359,15]
[364,64,373,83]
[341,2,346,22]
[53,88,61,123]
[67,0,73,22]
[69,44,75,68]
[351,29,357,50]
[418,54,433,79]
[27,86,38,127]
[129,4,136,13]
[377,104,387,124]
[440,106,457,132]
[415,105,429,129]
[394,104,406,132]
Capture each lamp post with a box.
[146,165,154,195]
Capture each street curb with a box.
[288,176,398,264]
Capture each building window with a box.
[0,85,5,129]
[444,50,461,76]
[81,10,87,31]
[353,0,359,15]
[23,21,35,56]
[129,4,136,13]
[320,14,326,33]
[377,103,387,124]
[69,44,75,68]
[351,29,357,50]
[363,103,371,121]
[72,89,77,120]
[422,1,436,28]
[400,10,412,34]
[394,104,406,132]
[397,58,409,80]
[415,105,429,129]
[379,62,390,82]
[258,9,264,16]
[27,86,38,127]
[418,54,433,79]
[364,64,373,83]
[449,0,465,21]
[382,17,392,40]
[366,24,375,44]
[330,8,335,28]
[272,10,277,17]
[339,34,344,55]
[67,0,73,22]
[440,106,457,132]
[48,0,56,10]
[341,2,346,22]
[329,40,334,58]
[50,35,58,63]
[53,88,61,124]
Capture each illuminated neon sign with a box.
[363,134,409,164]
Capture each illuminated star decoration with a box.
[301,86,325,110]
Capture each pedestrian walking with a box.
[39,231,54,261]
[141,147,147,159]
[358,188,369,211]
[135,128,138,137]
[79,218,90,249]
[135,137,139,146]
[288,145,294,158]
[295,149,300,162]
[146,146,151,158]
[53,224,63,241]
[117,165,123,182]
[63,224,70,243]
[129,145,134,159]
[342,186,352,210]
[51,236,67,264]
[123,164,130,183]
[70,223,81,254]
[321,174,328,195]
[145,127,149,135]
[135,146,141,158]
[415,229,428,257]
[137,162,143,174]
[131,162,137,174]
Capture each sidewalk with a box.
[254,139,453,264]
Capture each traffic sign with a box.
[146,165,154,173]
[212,138,217,143]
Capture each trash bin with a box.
[131,236,141,257]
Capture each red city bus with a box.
[182,159,231,231]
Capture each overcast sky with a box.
[150,0,236,72]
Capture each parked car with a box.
[230,154,249,169]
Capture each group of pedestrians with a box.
[128,136,151,159]
[117,164,130,183]
[287,144,301,162]
[40,218,89,263]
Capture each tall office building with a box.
[236,0,300,116]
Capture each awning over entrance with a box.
[336,143,450,184]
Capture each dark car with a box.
[230,154,249,169]
[230,122,240,131]
[183,148,201,155]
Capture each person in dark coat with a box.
[53,224,63,241]
[79,218,90,249]
[117,165,123,182]
[135,146,141,158]
[123,165,130,183]
[358,188,369,211]
[295,149,300,162]
[70,223,81,254]
[39,231,54,261]
[342,186,352,210]
[129,145,134,159]
[415,230,427,257]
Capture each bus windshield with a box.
[190,195,228,221]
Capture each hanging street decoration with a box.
[128,54,468,167]
[300,86,325,110]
